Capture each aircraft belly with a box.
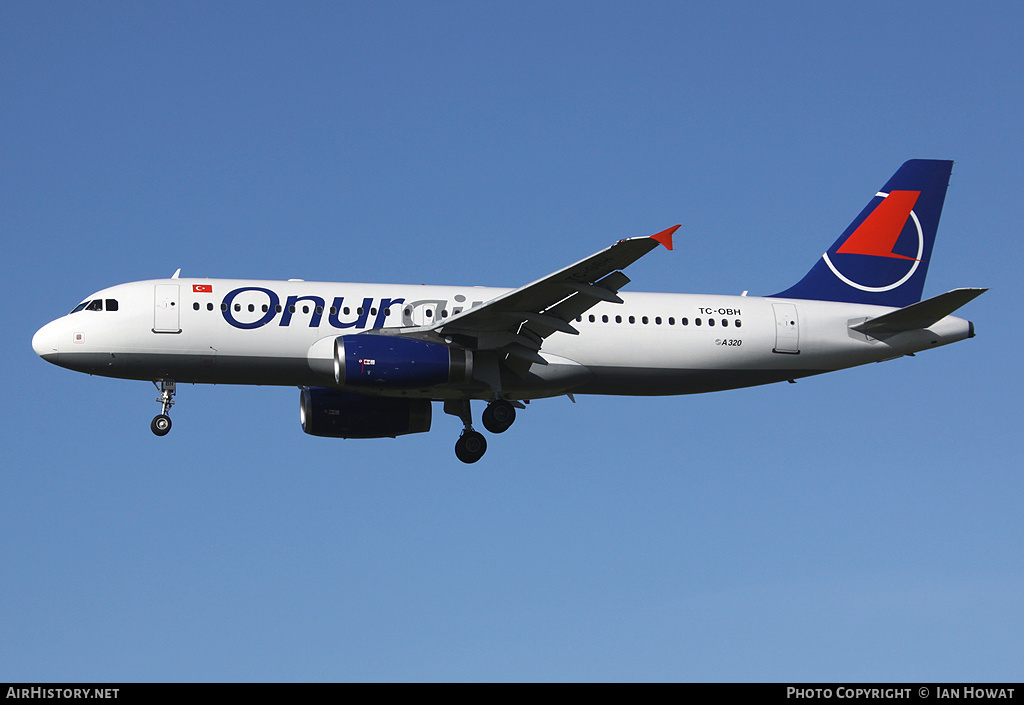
[575,366,824,395]
[61,351,319,386]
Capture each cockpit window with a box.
[70,298,118,314]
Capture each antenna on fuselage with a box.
[171,268,181,279]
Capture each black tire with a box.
[151,414,172,436]
[455,430,487,463]
[482,400,516,434]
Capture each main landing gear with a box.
[482,399,516,434]
[446,399,520,464]
[455,429,487,464]
[151,379,175,436]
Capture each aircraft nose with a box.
[32,321,59,361]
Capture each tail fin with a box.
[772,159,954,307]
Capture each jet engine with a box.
[334,335,471,390]
[299,387,432,439]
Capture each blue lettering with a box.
[328,297,373,329]
[222,287,280,329]
[222,290,407,330]
[281,295,326,327]
[374,298,405,328]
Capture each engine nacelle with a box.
[334,335,471,390]
[300,387,432,439]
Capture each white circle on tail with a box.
[821,191,924,292]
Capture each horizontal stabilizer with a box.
[851,288,986,335]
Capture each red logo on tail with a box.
[836,190,921,260]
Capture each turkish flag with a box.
[193,284,213,293]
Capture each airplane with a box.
[32,159,984,463]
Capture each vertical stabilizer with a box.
[772,159,953,307]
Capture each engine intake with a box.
[300,387,431,439]
[334,335,471,390]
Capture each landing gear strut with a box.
[151,379,175,436]
[445,399,487,464]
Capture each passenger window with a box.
[668,317,675,325]
[642,316,648,324]
[708,318,715,327]
[589,315,595,322]
[193,302,200,311]
[262,304,269,312]
[207,303,214,311]
[655,317,662,325]
[629,316,635,324]
[615,315,622,323]
[105,299,118,311]
[602,315,608,323]
[248,304,255,313]
[681,317,688,326]
[695,318,702,326]
[735,319,742,328]
[722,319,728,327]
[316,306,323,315]
[234,303,241,312]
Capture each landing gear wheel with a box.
[482,400,516,434]
[455,430,487,464]
[151,414,172,436]
[152,379,176,436]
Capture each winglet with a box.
[650,225,680,251]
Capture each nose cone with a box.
[32,320,60,362]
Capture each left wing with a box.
[422,225,678,365]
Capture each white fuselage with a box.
[32,277,974,400]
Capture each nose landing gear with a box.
[151,379,175,436]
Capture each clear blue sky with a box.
[2,1,1021,681]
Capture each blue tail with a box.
[772,159,954,307]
